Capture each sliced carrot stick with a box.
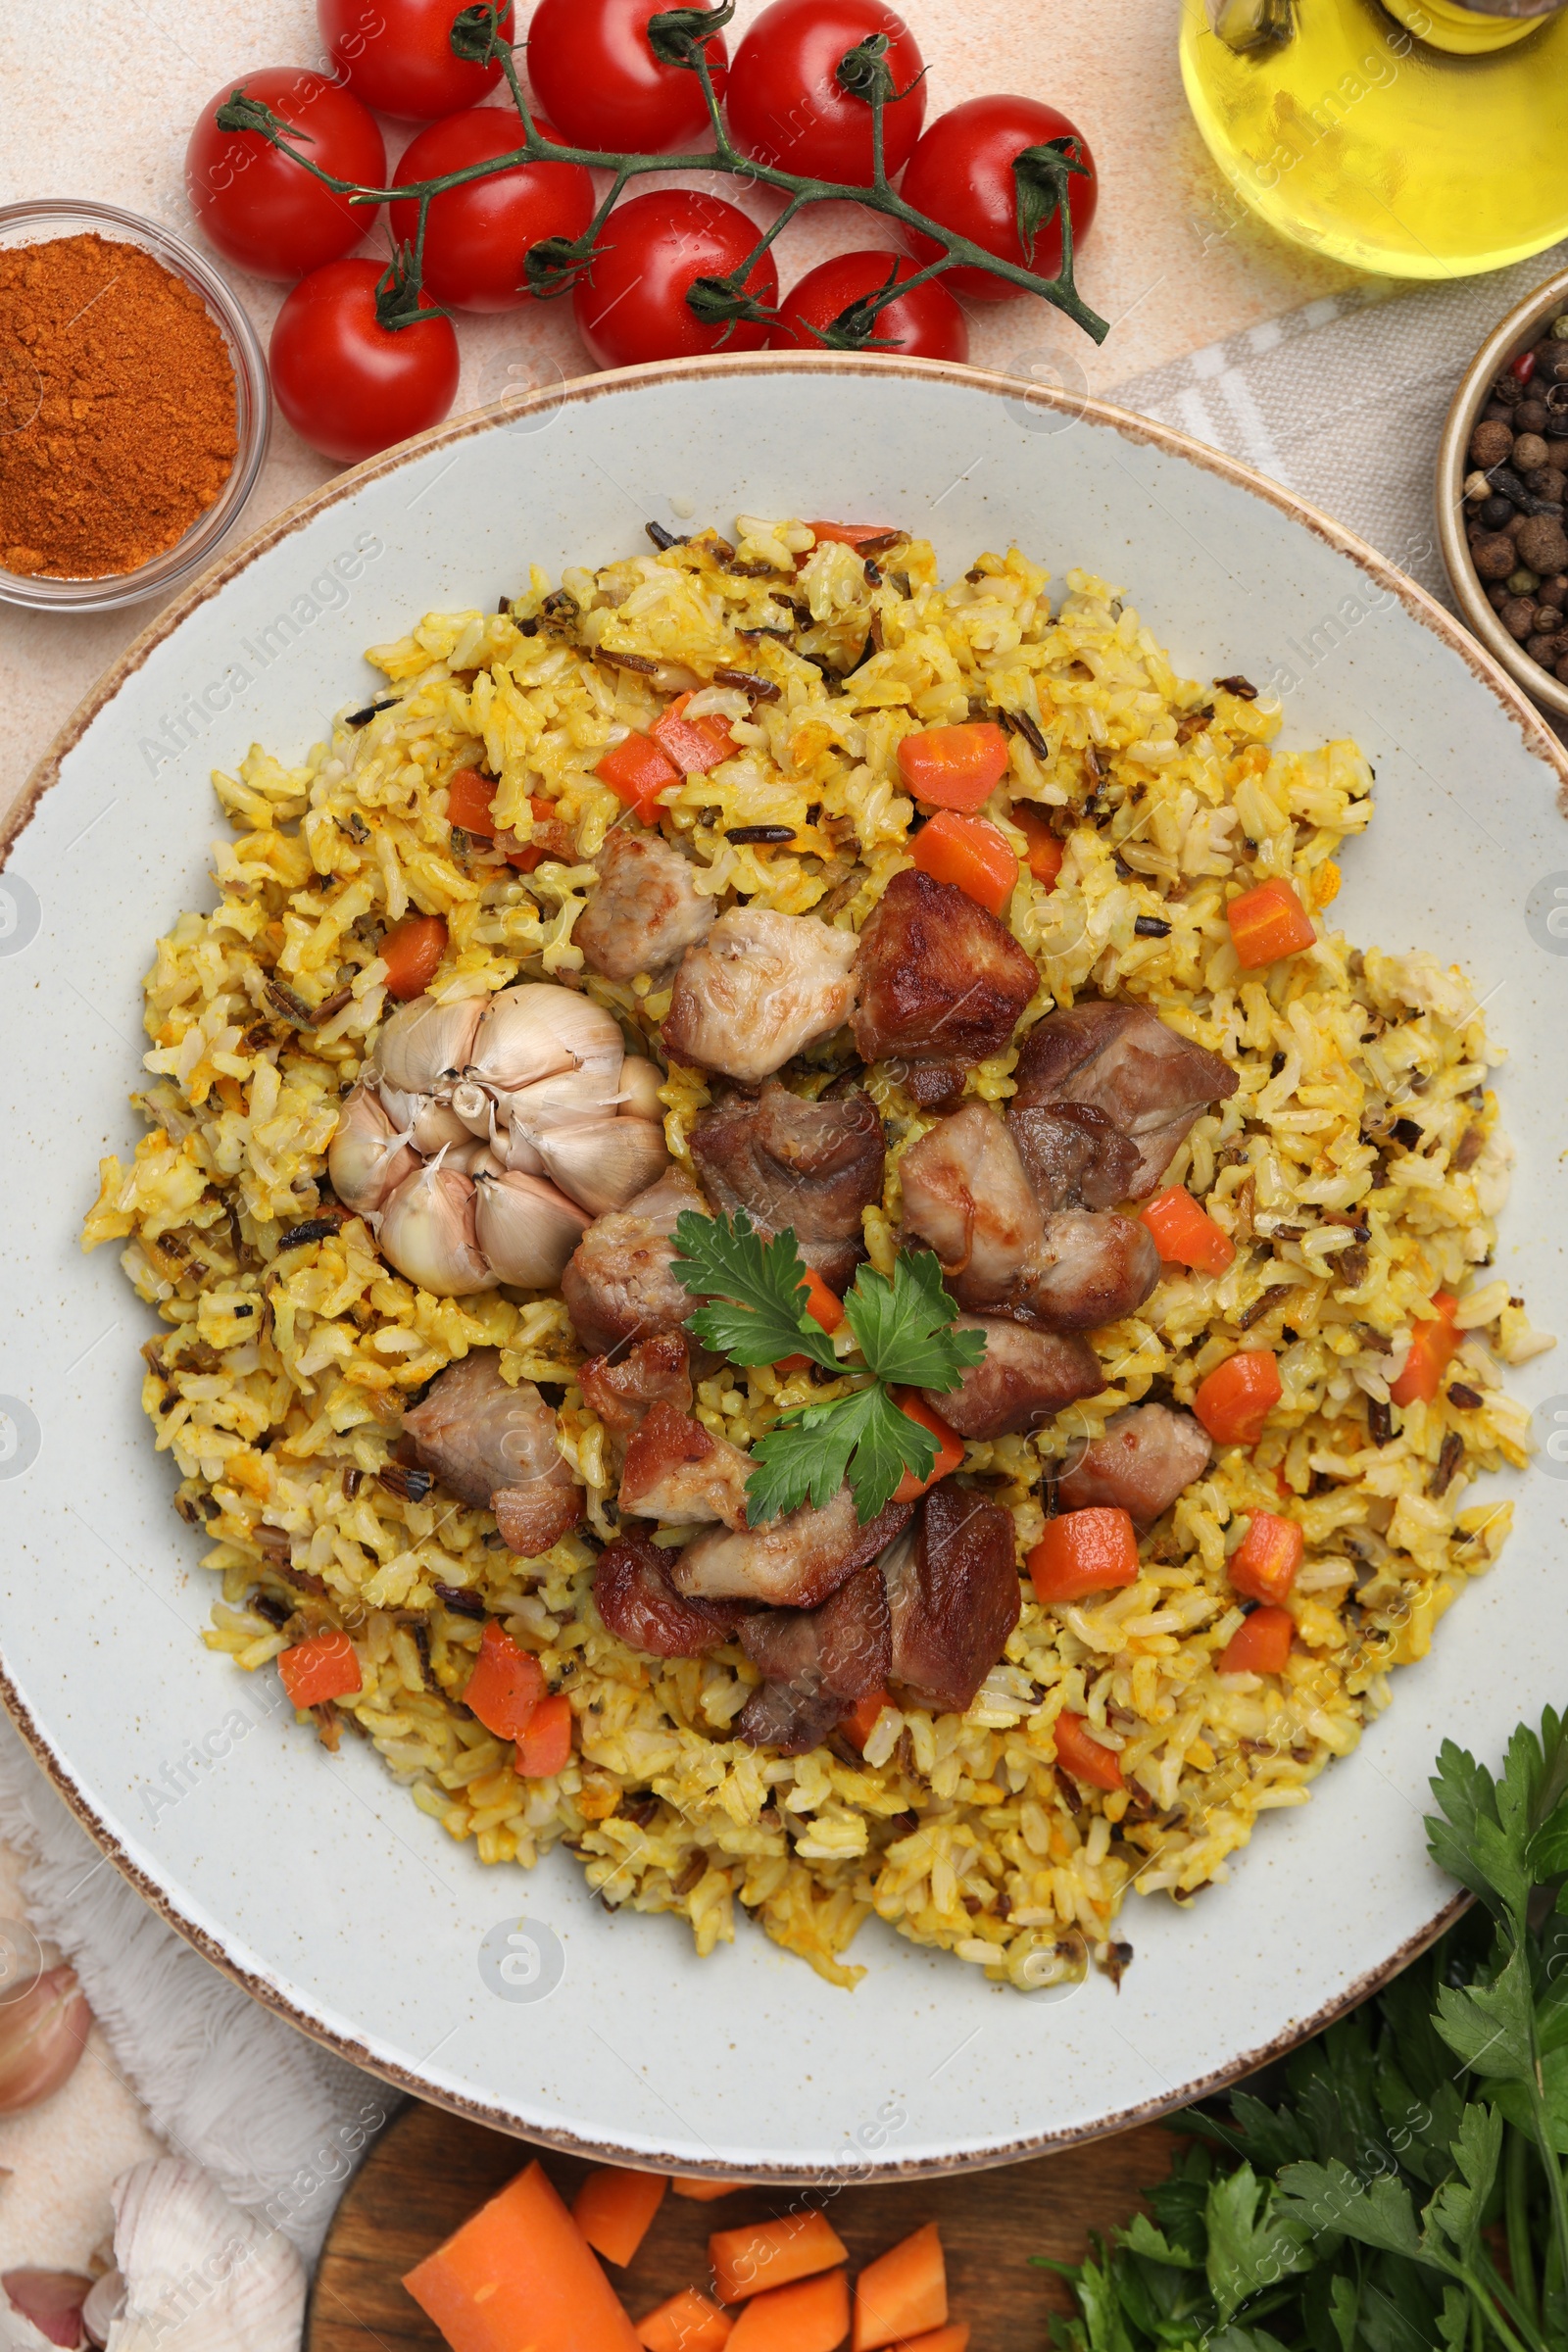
[463,1620,545,1741]
[380,912,448,1000]
[726,2269,850,2352]
[1139,1186,1236,1276]
[1054,1711,1124,1793]
[777,1268,845,1372]
[1228,1509,1303,1606]
[402,2159,639,2352]
[1193,1349,1282,1446]
[572,2166,667,2268]
[278,1630,360,1708]
[909,808,1019,915]
[651,693,734,777]
[1389,1291,1458,1408]
[1028,1507,1140,1605]
[1217,1603,1294,1677]
[1011,804,1063,888]
[806,520,894,550]
[670,2179,747,2202]
[446,766,498,834]
[890,1390,964,1503]
[516,1690,573,1779]
[1226,877,1315,969]
[597,731,681,822]
[899,2330,969,2352]
[897,722,1010,813]
[637,2284,735,2352]
[852,2221,948,2350]
[710,2212,848,2305]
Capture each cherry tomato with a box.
[270,259,461,463]
[185,69,386,281]
[769,249,967,361]
[389,111,594,312]
[527,0,729,152]
[572,189,777,368]
[725,0,926,183]
[900,95,1099,302]
[318,0,515,121]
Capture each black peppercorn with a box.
[1516,399,1550,435]
[1479,495,1515,530]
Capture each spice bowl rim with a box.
[1436,261,1568,723]
[0,196,270,616]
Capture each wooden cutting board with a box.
[307,2100,1176,2350]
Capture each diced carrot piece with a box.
[1028,1507,1140,1606]
[1139,1186,1236,1276]
[670,2179,747,2203]
[402,2159,639,2352]
[516,1690,572,1779]
[710,2212,848,2305]
[852,2221,947,2351]
[1193,1349,1282,1446]
[637,2285,735,2352]
[380,912,448,1001]
[777,1267,845,1372]
[806,520,894,550]
[897,722,1010,813]
[598,731,682,821]
[900,2330,969,2352]
[890,1390,965,1503]
[278,1630,361,1708]
[447,766,499,834]
[504,795,564,872]
[727,2269,849,2352]
[1226,877,1316,969]
[909,808,1019,915]
[839,1688,894,1754]
[463,1620,546,1741]
[1389,1291,1458,1408]
[1011,804,1063,888]
[572,2166,667,2269]
[1217,1603,1294,1677]
[1229,1509,1303,1605]
[1053,1710,1124,1793]
[652,692,735,777]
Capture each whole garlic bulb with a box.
[329,980,669,1297]
[100,2160,304,2352]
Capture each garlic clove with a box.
[448,1079,495,1140]
[377,1163,492,1297]
[327,1086,419,1215]
[105,2159,304,2352]
[410,1099,472,1153]
[473,1169,590,1288]
[616,1054,665,1123]
[80,2275,122,2351]
[372,993,483,1097]
[495,1066,626,1149]
[0,1965,91,2116]
[537,1117,671,1217]
[466,985,623,1094]
[4,2271,92,2349]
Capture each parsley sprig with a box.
[669,1210,985,1526]
[1043,1708,1568,2352]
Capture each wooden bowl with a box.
[1438,264,1568,722]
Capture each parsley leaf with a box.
[746,1385,936,1527]
[843,1250,988,1390]
[669,1208,837,1371]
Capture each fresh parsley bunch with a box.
[1044,1710,1568,2352]
[668,1210,985,1527]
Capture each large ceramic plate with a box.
[4,358,1566,2179]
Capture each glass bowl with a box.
[0,198,270,615]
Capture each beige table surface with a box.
[0,0,1355,2282]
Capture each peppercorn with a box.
[1491,372,1524,406]
[1543,574,1568,606]
[1507,566,1543,595]
[1558,653,1568,684]
[1523,465,1563,498]
[1526,633,1559,665]
[1499,597,1538,640]
[1537,605,1565,632]
[1551,316,1568,341]
[1480,495,1515,530]
[1546,413,1568,441]
[1470,419,1514,467]
[1513,432,1550,472]
[1483,401,1514,425]
[1516,399,1551,435]
[1486,581,1512,610]
[1473,533,1519,580]
[1516,514,1568,574]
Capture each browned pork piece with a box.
[735,1564,891,1754]
[926,1315,1103,1440]
[1007,1102,1140,1212]
[883,1482,1020,1715]
[617,1402,753,1529]
[592,1526,754,1658]
[898,1103,1159,1334]
[662,906,858,1085]
[1055,1401,1212,1528]
[689,1080,884,1292]
[560,1165,705,1356]
[1012,1001,1238,1199]
[575,827,714,984]
[851,869,1038,1108]
[402,1348,580,1555]
[672,1491,913,1610]
[577,1332,693,1442]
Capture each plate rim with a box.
[2,350,1559,2178]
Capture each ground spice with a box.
[0,231,237,580]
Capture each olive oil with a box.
[1180,0,1568,276]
